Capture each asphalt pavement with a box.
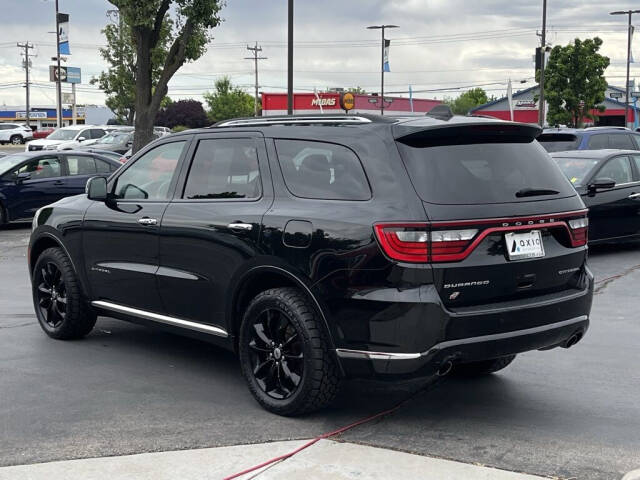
[1,224,639,480]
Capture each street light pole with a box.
[367,24,398,115]
[538,0,547,127]
[287,0,293,115]
[611,9,640,128]
[55,0,63,128]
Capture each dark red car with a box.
[32,127,55,140]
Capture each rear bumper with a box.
[333,268,593,379]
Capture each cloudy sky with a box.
[0,0,634,108]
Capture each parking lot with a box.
[0,223,638,480]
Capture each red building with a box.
[261,92,441,116]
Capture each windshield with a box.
[553,157,599,186]
[396,139,576,205]
[97,133,129,144]
[537,133,581,152]
[47,129,79,141]
[0,154,30,175]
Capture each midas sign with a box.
[311,97,336,107]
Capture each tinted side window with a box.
[597,156,633,184]
[632,134,640,149]
[609,133,634,149]
[631,154,640,179]
[274,140,371,200]
[114,141,185,200]
[90,129,106,139]
[16,156,61,179]
[95,158,115,173]
[183,138,261,199]
[587,134,609,149]
[66,155,97,175]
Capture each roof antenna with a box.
[426,104,453,121]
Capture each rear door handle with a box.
[138,217,157,226]
[628,192,640,199]
[53,180,65,185]
[228,222,253,231]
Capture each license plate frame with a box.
[504,230,545,261]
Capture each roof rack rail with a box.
[212,114,396,128]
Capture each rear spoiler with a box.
[394,122,543,148]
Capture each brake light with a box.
[373,224,478,263]
[568,217,588,247]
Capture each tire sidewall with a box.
[10,135,22,145]
[238,293,316,414]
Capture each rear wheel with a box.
[239,287,340,416]
[32,247,96,340]
[10,135,23,145]
[0,202,6,225]
[453,355,516,376]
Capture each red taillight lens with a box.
[568,217,588,247]
[373,224,478,263]
[374,224,429,262]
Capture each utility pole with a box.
[55,0,63,128]
[610,9,640,129]
[537,0,547,127]
[287,0,293,114]
[245,42,267,116]
[366,24,398,115]
[17,42,34,128]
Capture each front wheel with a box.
[32,247,96,339]
[452,355,516,376]
[238,287,340,416]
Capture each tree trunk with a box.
[133,30,155,154]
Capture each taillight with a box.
[568,217,588,247]
[373,224,478,263]
[374,224,428,262]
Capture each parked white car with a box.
[26,125,107,152]
[0,123,34,145]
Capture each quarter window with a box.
[183,138,262,199]
[609,134,634,149]
[587,134,609,149]
[597,156,633,184]
[113,141,185,200]
[629,154,640,180]
[274,140,371,200]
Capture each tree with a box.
[543,37,610,127]
[108,0,223,153]
[91,16,172,125]
[445,88,489,115]
[156,99,209,128]
[203,77,255,123]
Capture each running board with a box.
[91,300,228,338]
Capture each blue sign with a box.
[66,67,81,84]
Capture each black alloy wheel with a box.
[248,308,304,400]
[36,262,67,328]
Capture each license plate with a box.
[504,230,545,260]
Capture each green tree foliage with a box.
[445,88,489,115]
[108,0,224,152]
[543,37,610,127]
[91,17,171,125]
[203,77,255,123]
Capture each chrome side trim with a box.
[91,300,228,338]
[335,349,421,360]
[335,315,588,361]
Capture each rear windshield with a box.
[396,140,576,205]
[537,133,581,152]
[553,156,599,186]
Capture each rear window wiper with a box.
[515,187,560,198]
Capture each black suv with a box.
[29,114,593,416]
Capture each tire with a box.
[10,135,23,145]
[238,287,340,416]
[452,355,516,376]
[32,247,96,340]
[0,202,6,226]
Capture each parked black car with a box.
[29,114,593,415]
[0,151,120,225]
[552,149,640,243]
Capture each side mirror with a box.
[126,141,132,147]
[588,177,616,192]
[77,136,86,142]
[86,176,108,201]
[16,172,31,184]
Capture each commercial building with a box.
[261,92,441,116]
[0,105,114,129]
[470,85,640,128]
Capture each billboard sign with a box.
[49,66,81,84]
